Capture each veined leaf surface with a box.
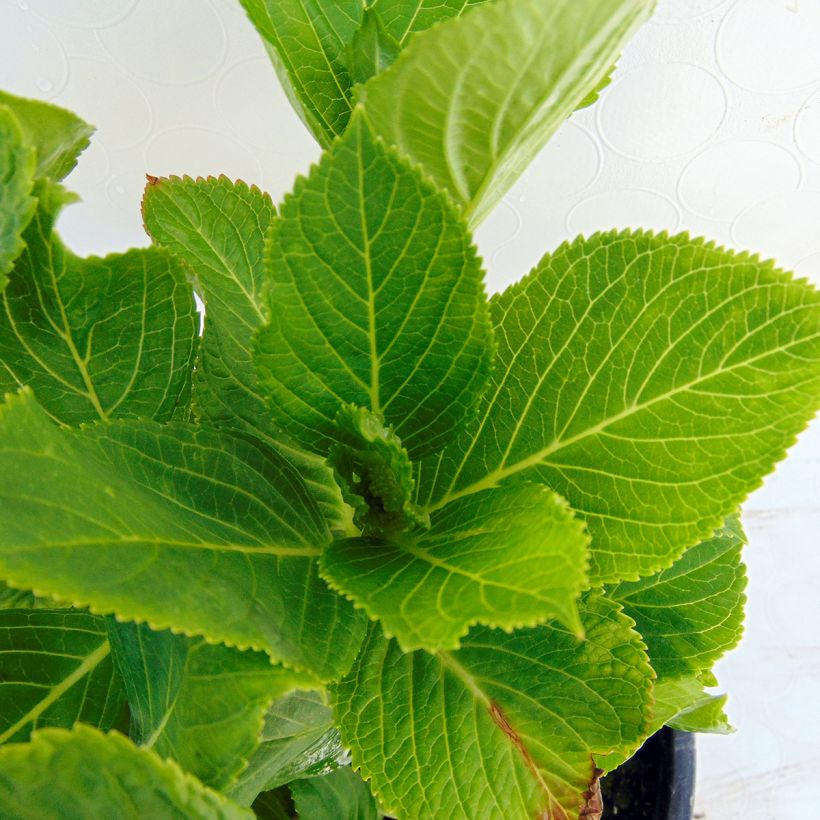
[254,113,492,459]
[333,595,652,820]
[0,183,197,425]
[0,725,251,819]
[0,391,364,680]
[108,621,315,791]
[420,231,820,582]
[369,0,490,45]
[608,516,747,678]
[359,0,654,225]
[238,0,365,146]
[0,91,93,181]
[0,106,35,288]
[229,689,345,805]
[142,175,349,531]
[0,610,124,745]
[321,484,588,652]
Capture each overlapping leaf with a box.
[0,106,35,288]
[0,610,124,745]
[359,0,654,224]
[238,0,365,146]
[321,484,588,652]
[254,113,493,459]
[0,182,197,425]
[108,621,315,791]
[0,91,93,181]
[419,231,820,582]
[229,689,345,805]
[291,767,380,820]
[238,1,491,145]
[369,0,490,45]
[608,516,747,677]
[333,595,652,820]
[142,174,349,531]
[0,391,364,680]
[607,516,746,741]
[0,725,251,819]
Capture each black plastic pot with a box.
[600,728,695,819]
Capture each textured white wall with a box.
[1,1,819,817]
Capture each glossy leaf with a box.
[420,231,820,582]
[0,182,197,425]
[229,689,345,805]
[0,391,365,680]
[321,484,588,652]
[291,767,380,820]
[0,610,124,745]
[254,113,492,459]
[108,621,314,790]
[346,9,401,86]
[333,595,652,820]
[0,725,251,819]
[359,0,654,224]
[142,174,349,531]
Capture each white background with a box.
[2,1,819,817]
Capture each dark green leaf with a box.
[0,610,124,745]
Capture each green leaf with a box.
[291,767,380,820]
[322,484,587,652]
[107,621,314,791]
[420,231,820,582]
[142,174,350,533]
[251,788,295,820]
[0,391,365,680]
[358,0,654,225]
[0,106,35,289]
[0,585,36,609]
[333,595,652,820]
[0,725,252,819]
[0,91,93,181]
[229,690,345,805]
[605,517,745,745]
[666,686,731,735]
[254,113,493,460]
[0,610,124,745]
[346,9,401,86]
[328,403,427,535]
[369,0,491,45]
[238,0,365,146]
[0,182,198,425]
[608,516,747,678]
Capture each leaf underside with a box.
[359,0,654,224]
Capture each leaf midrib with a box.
[429,330,820,512]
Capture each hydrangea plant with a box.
[0,1,818,818]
